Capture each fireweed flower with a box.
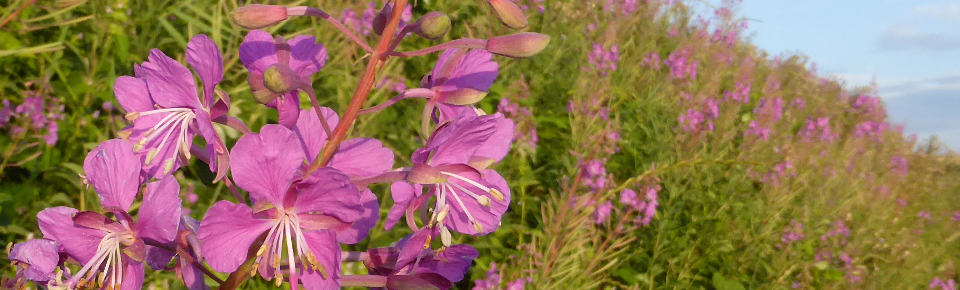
[418,48,499,124]
[293,107,394,243]
[239,29,327,127]
[38,139,182,289]
[473,262,500,290]
[364,239,478,285]
[594,201,613,224]
[198,125,364,289]
[387,114,512,238]
[115,34,230,180]
[930,277,957,290]
[8,239,61,286]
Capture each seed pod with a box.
[233,5,288,29]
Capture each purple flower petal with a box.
[145,246,175,271]
[386,182,418,231]
[335,188,379,244]
[239,30,278,74]
[123,113,187,179]
[397,228,433,268]
[433,103,478,124]
[328,138,394,179]
[139,49,202,109]
[295,167,363,223]
[186,34,223,108]
[287,35,327,78]
[437,166,509,235]
[425,115,498,166]
[197,201,273,272]
[277,92,302,128]
[469,113,514,168]
[83,139,141,212]
[37,206,106,265]
[299,230,341,289]
[136,175,182,245]
[9,239,60,282]
[230,125,304,206]
[412,244,477,282]
[193,111,224,174]
[113,76,154,112]
[293,107,340,160]
[119,256,145,290]
[178,257,210,290]
[428,49,498,94]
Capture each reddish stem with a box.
[287,6,373,53]
[305,0,410,176]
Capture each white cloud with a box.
[875,23,960,51]
[912,2,960,21]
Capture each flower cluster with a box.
[497,87,539,151]
[854,121,889,142]
[664,46,698,82]
[797,117,837,143]
[1,84,64,146]
[9,1,550,289]
[778,219,805,248]
[586,43,620,75]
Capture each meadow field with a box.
[1,0,959,289]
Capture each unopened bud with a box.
[487,0,528,29]
[414,12,451,40]
[263,64,299,94]
[486,32,550,58]
[233,5,288,29]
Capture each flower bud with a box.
[262,64,299,95]
[233,5,288,29]
[414,12,451,40]
[486,0,528,29]
[486,32,550,58]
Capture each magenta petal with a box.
[386,182,418,231]
[299,230,341,290]
[178,257,210,290]
[239,30,278,74]
[37,206,106,265]
[287,35,328,77]
[328,138,394,179]
[9,239,60,282]
[230,125,304,206]
[193,111,224,175]
[125,113,187,179]
[197,201,272,272]
[427,115,498,166]
[433,103,478,124]
[335,188,378,244]
[277,93,302,128]
[145,246,175,270]
[83,139,141,212]
[119,256,145,290]
[397,228,432,267]
[470,113,514,168]
[186,34,224,107]
[139,49,202,109]
[293,107,339,160]
[295,167,363,223]
[136,175,182,245]
[439,166,509,235]
[414,244,477,282]
[429,49,498,94]
[114,76,155,112]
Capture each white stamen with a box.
[440,171,493,193]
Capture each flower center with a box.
[127,108,196,175]
[427,170,503,236]
[68,233,126,289]
[250,210,327,287]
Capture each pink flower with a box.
[115,35,230,180]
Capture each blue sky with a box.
[713,0,960,149]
